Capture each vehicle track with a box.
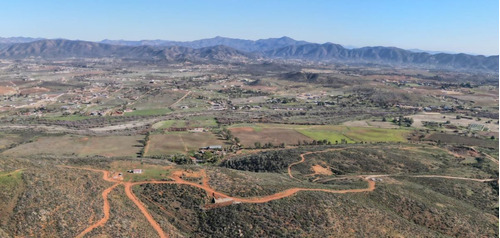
[410,175,496,182]
[76,183,120,238]
[124,182,167,238]
[0,168,24,177]
[170,90,191,107]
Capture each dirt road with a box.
[124,183,167,238]
[76,183,120,238]
[410,175,497,182]
[170,91,191,107]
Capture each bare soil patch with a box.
[0,86,16,95]
[311,164,333,175]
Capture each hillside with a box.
[266,43,499,71]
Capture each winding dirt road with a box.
[124,182,167,238]
[76,183,119,238]
[288,148,343,179]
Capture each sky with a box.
[1,0,498,55]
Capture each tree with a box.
[254,142,261,149]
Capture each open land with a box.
[0,56,497,237]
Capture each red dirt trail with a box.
[124,182,167,238]
[76,183,119,238]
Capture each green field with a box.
[109,161,172,182]
[296,126,354,143]
[344,127,410,142]
[0,170,23,187]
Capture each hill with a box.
[266,43,499,71]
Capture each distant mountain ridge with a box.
[0,37,497,72]
[265,43,499,71]
[0,39,253,62]
[100,36,311,52]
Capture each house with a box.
[213,197,233,204]
[127,169,143,174]
[208,145,222,150]
[200,145,222,150]
[189,127,205,133]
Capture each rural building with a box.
[212,197,234,204]
[208,145,222,150]
[468,123,485,131]
[128,169,143,174]
[189,127,205,132]
[133,169,143,174]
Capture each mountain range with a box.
[0,36,497,72]
[0,39,252,62]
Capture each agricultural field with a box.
[229,125,313,147]
[228,123,409,147]
[147,132,225,155]
[2,135,143,157]
[152,116,217,130]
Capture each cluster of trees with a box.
[138,132,150,158]
[392,116,414,127]
[150,153,193,164]
[266,97,297,104]
[218,128,241,147]
[253,142,286,149]
[297,139,334,146]
[221,149,302,172]
[193,151,219,163]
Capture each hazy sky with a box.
[1,0,498,55]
